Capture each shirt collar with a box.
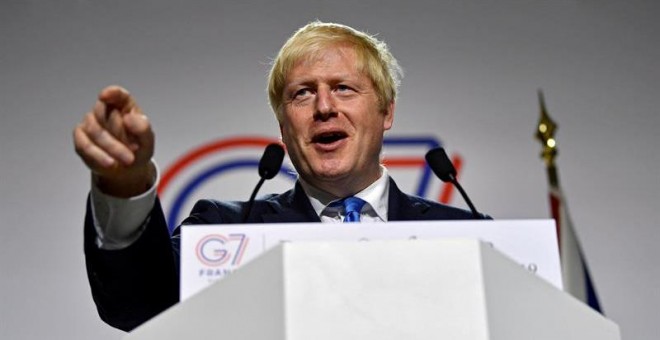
[299,166,390,222]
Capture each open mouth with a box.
[312,131,348,145]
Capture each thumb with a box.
[123,110,154,159]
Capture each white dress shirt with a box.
[299,166,390,223]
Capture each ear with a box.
[277,136,287,153]
[279,122,291,149]
[383,100,395,131]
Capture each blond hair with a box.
[268,21,402,118]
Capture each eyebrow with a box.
[285,73,362,88]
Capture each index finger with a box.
[98,85,138,115]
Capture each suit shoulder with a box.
[182,193,282,225]
[403,194,489,220]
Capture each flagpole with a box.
[534,90,602,312]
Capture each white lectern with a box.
[126,239,620,340]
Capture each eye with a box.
[293,88,313,99]
[334,84,357,98]
[336,84,352,92]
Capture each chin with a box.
[313,168,349,181]
[312,159,351,177]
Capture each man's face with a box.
[280,46,394,197]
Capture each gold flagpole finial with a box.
[535,90,558,167]
[535,90,560,187]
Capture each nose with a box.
[313,87,337,121]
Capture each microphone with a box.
[425,147,483,219]
[242,143,285,223]
[258,144,285,179]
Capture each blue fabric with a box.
[342,196,366,223]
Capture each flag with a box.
[535,91,602,312]
[549,183,602,311]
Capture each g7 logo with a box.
[195,233,249,267]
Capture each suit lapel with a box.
[261,181,321,223]
[387,178,431,221]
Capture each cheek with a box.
[280,124,304,157]
[280,129,295,153]
[281,117,307,143]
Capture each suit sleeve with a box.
[84,196,179,332]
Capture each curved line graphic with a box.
[168,159,297,229]
[159,137,279,196]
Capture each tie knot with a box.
[342,196,366,223]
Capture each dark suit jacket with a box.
[84,178,479,331]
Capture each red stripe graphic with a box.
[158,137,278,196]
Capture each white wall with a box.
[1,1,658,339]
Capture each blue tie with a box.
[342,196,366,223]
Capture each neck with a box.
[302,166,383,198]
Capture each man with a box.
[74,21,478,331]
